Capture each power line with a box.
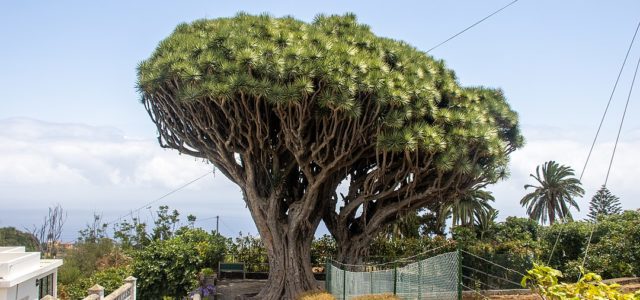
[105,170,213,226]
[547,18,640,265]
[582,34,640,273]
[579,19,640,181]
[426,0,522,53]
[604,49,640,186]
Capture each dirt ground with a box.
[215,278,640,299]
[216,279,266,300]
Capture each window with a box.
[37,273,54,298]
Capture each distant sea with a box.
[0,208,262,242]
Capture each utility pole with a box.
[216,216,219,234]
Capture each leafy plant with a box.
[521,263,640,299]
[59,266,131,300]
[132,228,228,299]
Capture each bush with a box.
[227,233,268,272]
[132,228,229,299]
[540,210,640,280]
[57,238,119,286]
[521,263,640,299]
[0,227,38,251]
[311,235,336,268]
[59,266,131,300]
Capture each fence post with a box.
[325,259,331,293]
[125,276,137,300]
[418,259,423,300]
[342,267,347,300]
[393,265,398,295]
[457,248,462,300]
[370,271,373,295]
[87,284,105,300]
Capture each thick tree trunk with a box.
[253,229,319,299]
[244,190,323,299]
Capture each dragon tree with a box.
[137,13,523,299]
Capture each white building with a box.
[0,247,62,300]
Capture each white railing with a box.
[82,276,137,300]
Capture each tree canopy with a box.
[137,13,522,299]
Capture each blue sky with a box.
[1,0,640,240]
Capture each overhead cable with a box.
[427,0,521,53]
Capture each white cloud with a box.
[0,118,212,189]
[2,119,639,238]
[490,125,640,220]
[0,118,254,238]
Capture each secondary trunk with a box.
[332,229,372,265]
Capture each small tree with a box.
[587,185,622,221]
[78,213,108,244]
[29,204,67,258]
[152,205,180,241]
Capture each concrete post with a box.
[88,284,105,300]
[125,276,137,300]
[53,271,58,299]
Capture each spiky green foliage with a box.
[587,185,622,221]
[137,13,522,294]
[521,161,584,225]
[440,189,495,227]
[138,13,521,164]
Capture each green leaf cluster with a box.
[0,227,38,251]
[137,13,522,177]
[522,263,640,299]
[59,266,131,300]
[132,228,230,299]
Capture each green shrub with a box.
[521,263,640,299]
[132,228,229,299]
[59,266,131,300]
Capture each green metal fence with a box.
[326,251,460,300]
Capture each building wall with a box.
[0,271,57,300]
[2,277,37,300]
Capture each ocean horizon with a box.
[0,207,259,242]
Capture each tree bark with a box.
[253,227,319,299]
[333,234,371,265]
[243,189,323,300]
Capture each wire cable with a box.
[579,19,640,181]
[460,283,490,300]
[604,45,640,186]
[581,40,640,273]
[427,0,521,53]
[105,170,212,226]
[548,18,640,266]
[460,250,526,277]
[462,266,522,288]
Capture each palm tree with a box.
[475,208,499,239]
[520,161,584,224]
[441,189,495,227]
